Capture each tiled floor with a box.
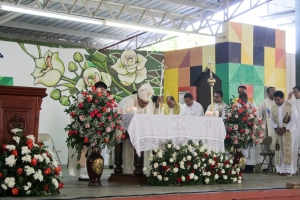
[3,166,300,199]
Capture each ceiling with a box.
[0,0,274,50]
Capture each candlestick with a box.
[207,55,216,111]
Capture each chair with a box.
[258,136,275,173]
[38,133,62,166]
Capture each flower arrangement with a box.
[0,128,63,197]
[64,87,126,168]
[146,140,242,186]
[223,97,265,151]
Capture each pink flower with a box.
[245,129,249,134]
[249,114,254,119]
[85,124,90,128]
[79,115,85,121]
[227,113,232,117]
[251,135,256,140]
[259,133,265,138]
[233,138,238,144]
[233,125,239,130]
[261,124,265,129]
[253,125,257,129]
[117,110,122,114]
[106,127,112,132]
[106,108,111,112]
[235,115,238,118]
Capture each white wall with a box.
[0,41,89,165]
[286,53,296,94]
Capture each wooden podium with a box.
[0,85,47,146]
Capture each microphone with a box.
[0,53,3,58]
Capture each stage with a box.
[6,166,299,200]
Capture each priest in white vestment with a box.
[287,86,300,149]
[68,81,108,180]
[205,91,226,117]
[118,83,154,174]
[258,87,276,170]
[161,96,181,115]
[179,93,204,116]
[270,90,298,175]
[238,93,260,172]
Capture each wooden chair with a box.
[38,133,61,166]
[258,136,275,173]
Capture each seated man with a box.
[161,96,181,115]
[179,93,204,116]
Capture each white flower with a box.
[173,168,178,173]
[157,151,163,158]
[238,180,242,183]
[23,185,30,191]
[175,145,180,150]
[187,155,192,161]
[199,147,205,152]
[197,162,201,167]
[180,164,185,169]
[1,184,7,190]
[21,146,31,155]
[233,177,237,182]
[12,136,20,144]
[142,167,147,172]
[235,115,238,118]
[201,158,205,162]
[238,176,243,180]
[5,155,16,167]
[249,114,254,119]
[27,182,32,187]
[208,159,213,164]
[181,176,186,181]
[206,171,211,176]
[148,156,153,161]
[203,163,206,167]
[236,168,240,172]
[52,178,59,189]
[194,142,199,146]
[190,173,195,179]
[188,145,193,152]
[205,178,210,184]
[214,174,219,180]
[193,164,198,169]
[26,135,35,142]
[164,177,169,181]
[193,152,198,157]
[34,154,44,162]
[153,148,158,153]
[169,158,174,163]
[24,165,35,176]
[22,155,32,163]
[10,128,23,134]
[180,161,184,165]
[167,144,172,148]
[5,145,16,151]
[26,191,31,195]
[157,175,162,181]
[7,180,16,188]
[45,157,50,164]
[153,163,158,169]
[182,157,186,162]
[152,172,157,176]
[221,169,225,174]
[232,170,236,175]
[181,143,186,147]
[172,152,177,159]
[52,159,58,167]
[162,162,166,166]
[223,175,228,180]
[203,144,207,149]
[225,164,230,168]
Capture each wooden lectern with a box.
[0,85,47,146]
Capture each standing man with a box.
[270,91,298,176]
[161,96,181,115]
[206,91,226,117]
[179,93,204,116]
[287,86,300,148]
[258,87,276,149]
[152,95,164,114]
[118,82,154,174]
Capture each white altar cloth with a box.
[123,114,226,155]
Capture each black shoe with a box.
[109,165,114,169]
[78,178,89,181]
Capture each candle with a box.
[214,111,219,117]
[205,110,214,117]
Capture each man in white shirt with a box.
[287,86,300,148]
[206,91,226,117]
[118,82,154,174]
[179,93,204,116]
[270,91,298,176]
[161,96,181,115]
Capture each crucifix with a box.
[207,56,216,114]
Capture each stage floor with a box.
[3,166,300,199]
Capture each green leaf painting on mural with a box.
[19,43,164,105]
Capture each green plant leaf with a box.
[77,163,81,171]
[55,83,75,88]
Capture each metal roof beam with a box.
[1,21,127,41]
[157,0,218,11]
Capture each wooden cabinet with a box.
[0,86,47,146]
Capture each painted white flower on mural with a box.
[75,67,112,91]
[31,50,65,87]
[111,50,148,86]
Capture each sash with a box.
[271,101,293,165]
[164,103,180,115]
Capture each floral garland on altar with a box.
[64,87,126,168]
[146,140,242,186]
[0,129,63,197]
[224,97,265,151]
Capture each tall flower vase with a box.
[86,147,104,186]
[232,145,246,174]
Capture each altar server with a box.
[179,93,204,116]
[118,82,154,174]
[270,91,298,175]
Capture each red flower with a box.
[186,162,191,166]
[0,173,2,178]
[96,113,102,118]
[104,138,109,143]
[11,188,19,196]
[237,99,242,103]
[97,130,102,135]
[26,139,33,145]
[27,142,34,150]
[12,150,18,157]
[100,123,104,127]
[94,99,99,103]
[242,117,247,122]
[241,101,245,105]
[44,185,49,192]
[213,157,218,161]
[162,166,167,171]
[83,136,89,143]
[224,160,229,165]
[238,108,244,113]
[31,158,37,166]
[259,119,263,124]
[102,107,106,112]
[176,177,182,183]
[116,136,120,140]
[174,164,179,168]
[91,86,96,92]
[89,112,95,117]
[44,168,52,175]
[114,113,118,118]
[258,131,261,135]
[227,127,232,132]
[87,97,92,103]
[240,129,244,133]
[186,176,190,181]
[78,102,83,108]
[226,134,230,138]
[82,91,87,96]
[70,112,76,118]
[73,130,78,135]
[204,153,208,158]
[68,131,73,136]
[191,169,195,173]
[17,168,23,174]
[210,164,215,169]
[97,92,102,96]
[55,166,62,174]
[245,113,249,117]
[218,170,222,175]
[58,182,64,190]
[212,171,215,175]
[2,144,7,151]
[251,132,255,135]
[93,109,99,114]
[121,134,127,139]
[248,122,253,126]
